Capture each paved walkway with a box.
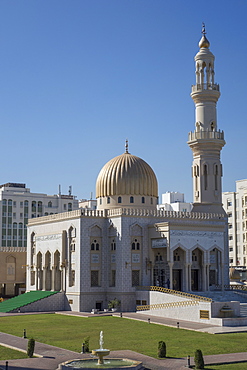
[0,312,247,369]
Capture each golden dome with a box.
[199,23,210,48]
[199,35,210,49]
[96,150,158,198]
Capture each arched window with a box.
[214,164,218,191]
[131,239,140,250]
[111,239,116,250]
[130,196,134,204]
[118,196,122,203]
[8,199,12,207]
[24,200,29,207]
[48,201,52,208]
[91,239,100,251]
[204,164,208,190]
[38,201,42,213]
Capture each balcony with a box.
[188,129,224,142]
[191,83,220,93]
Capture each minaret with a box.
[188,24,226,214]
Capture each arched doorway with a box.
[191,248,203,291]
[172,247,185,291]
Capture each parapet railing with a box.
[188,130,224,142]
[28,207,226,225]
[138,286,212,302]
[106,208,225,220]
[191,83,220,92]
[136,299,200,311]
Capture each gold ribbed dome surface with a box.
[96,152,158,198]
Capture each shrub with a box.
[108,298,121,309]
[158,340,166,358]
[27,338,35,358]
[84,336,90,352]
[194,349,204,369]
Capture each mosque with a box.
[26,27,229,312]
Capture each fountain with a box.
[58,331,142,370]
[91,331,110,364]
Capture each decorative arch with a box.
[130,223,143,236]
[89,224,102,237]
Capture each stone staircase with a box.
[188,290,247,303]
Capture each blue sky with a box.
[0,0,246,202]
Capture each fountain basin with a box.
[58,358,143,370]
[91,349,110,364]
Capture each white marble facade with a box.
[26,27,229,312]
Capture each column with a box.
[202,264,207,291]
[168,262,173,290]
[42,267,47,291]
[51,267,56,291]
[221,263,225,291]
[188,264,192,291]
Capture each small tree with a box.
[84,336,90,353]
[194,349,204,369]
[108,298,121,310]
[27,338,35,358]
[158,341,166,358]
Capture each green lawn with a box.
[1,314,247,360]
[0,345,28,360]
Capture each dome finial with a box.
[125,139,129,153]
[199,22,210,48]
[202,22,206,36]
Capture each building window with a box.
[130,196,134,204]
[230,258,233,264]
[107,197,110,204]
[227,200,232,207]
[91,239,100,250]
[141,197,145,204]
[68,203,72,211]
[229,235,233,240]
[48,201,52,208]
[118,196,122,203]
[20,213,23,218]
[229,224,232,229]
[132,270,140,287]
[13,201,16,207]
[24,200,28,207]
[227,213,232,218]
[151,198,153,205]
[91,270,99,287]
[110,270,116,287]
[131,239,140,250]
[13,213,16,219]
[64,204,67,210]
[38,201,42,213]
[111,239,116,251]
[100,198,102,205]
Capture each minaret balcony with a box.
[188,129,224,142]
[191,83,220,93]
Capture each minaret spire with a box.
[125,139,129,154]
[187,27,226,214]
